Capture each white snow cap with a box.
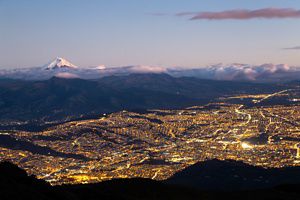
[45,57,78,70]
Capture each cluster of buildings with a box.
[1,92,300,185]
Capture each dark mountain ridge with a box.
[1,160,300,200]
[0,74,289,125]
[167,159,300,190]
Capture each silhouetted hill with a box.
[1,160,300,200]
[167,159,300,190]
[0,74,287,126]
[0,162,53,200]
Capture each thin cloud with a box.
[283,46,300,50]
[128,65,167,74]
[147,12,169,16]
[175,12,198,17]
[177,8,300,20]
[55,72,79,79]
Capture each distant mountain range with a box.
[1,57,300,82]
[0,73,289,124]
[1,160,300,200]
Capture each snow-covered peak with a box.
[44,57,78,70]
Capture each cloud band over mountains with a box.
[176,8,300,20]
[1,58,300,82]
[168,63,300,82]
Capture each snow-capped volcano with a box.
[44,57,78,70]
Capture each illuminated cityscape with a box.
[1,88,300,185]
[2,1,300,199]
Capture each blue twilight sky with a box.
[0,0,300,68]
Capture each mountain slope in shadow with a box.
[0,74,286,123]
[1,160,300,200]
[167,159,300,190]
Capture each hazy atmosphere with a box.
[1,0,300,68]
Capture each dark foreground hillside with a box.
[1,160,300,200]
[167,159,300,190]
